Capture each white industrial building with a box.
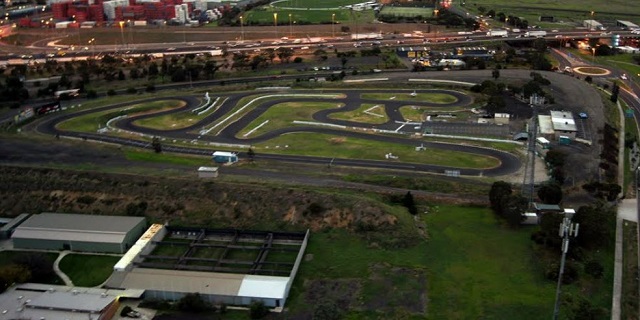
[538,111,578,140]
[107,226,309,309]
[583,19,604,30]
[0,283,143,320]
[103,0,129,21]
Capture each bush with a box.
[249,301,269,319]
[584,260,604,278]
[146,84,155,92]
[86,90,98,99]
[126,87,137,94]
[293,57,303,63]
[76,195,97,205]
[107,89,117,96]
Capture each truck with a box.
[486,30,508,37]
[525,30,547,38]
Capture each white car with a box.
[620,74,628,80]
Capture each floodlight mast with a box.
[552,212,579,320]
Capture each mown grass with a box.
[238,101,343,138]
[379,6,435,18]
[361,92,459,104]
[131,97,222,130]
[58,254,120,287]
[124,150,212,166]
[253,132,501,169]
[272,0,366,8]
[57,100,184,133]
[327,103,389,124]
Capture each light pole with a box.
[273,12,278,39]
[552,209,579,320]
[88,38,95,57]
[239,15,244,41]
[289,13,292,38]
[118,21,125,50]
[589,11,594,30]
[332,13,335,38]
[591,47,596,62]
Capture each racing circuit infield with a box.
[33,89,522,177]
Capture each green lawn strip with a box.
[380,6,434,17]
[124,150,212,166]
[361,92,459,104]
[58,254,120,287]
[623,100,638,195]
[467,0,640,21]
[328,103,389,124]
[238,101,343,138]
[622,220,639,320]
[253,132,500,169]
[342,173,490,197]
[57,100,184,133]
[131,97,223,130]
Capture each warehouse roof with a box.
[11,213,146,244]
[550,111,577,132]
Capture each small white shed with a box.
[198,166,219,178]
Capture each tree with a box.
[249,301,269,319]
[489,181,512,215]
[177,293,210,312]
[12,253,53,283]
[402,191,418,215]
[247,148,255,162]
[502,194,528,227]
[573,204,616,249]
[537,182,563,204]
[492,68,500,80]
[151,136,162,153]
[276,47,294,63]
[0,264,30,292]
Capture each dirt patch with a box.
[361,264,427,315]
[304,279,361,310]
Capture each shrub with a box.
[120,306,133,317]
[584,260,604,279]
[107,89,117,96]
[293,57,303,63]
[249,301,269,319]
[86,90,98,99]
[126,87,137,94]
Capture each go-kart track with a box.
[34,89,522,177]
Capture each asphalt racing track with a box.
[34,89,521,177]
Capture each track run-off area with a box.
[33,88,522,177]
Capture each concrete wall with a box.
[122,219,149,251]
[13,238,123,253]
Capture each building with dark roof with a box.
[11,213,147,253]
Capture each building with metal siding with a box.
[11,213,147,253]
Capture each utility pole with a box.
[552,209,579,320]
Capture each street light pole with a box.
[332,13,335,38]
[118,21,125,50]
[239,16,244,41]
[273,12,278,39]
[552,209,579,320]
[289,13,292,38]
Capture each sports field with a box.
[272,0,366,9]
[470,0,640,25]
[244,8,371,26]
[379,6,435,18]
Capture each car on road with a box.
[620,74,628,80]
[578,112,588,119]
[166,47,176,51]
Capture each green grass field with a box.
[328,103,389,124]
[272,0,366,9]
[379,6,435,18]
[361,92,459,104]
[244,9,354,26]
[58,254,120,287]
[253,132,500,169]
[292,206,558,318]
[238,101,343,138]
[131,97,219,130]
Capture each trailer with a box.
[486,30,508,37]
[525,30,547,38]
